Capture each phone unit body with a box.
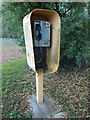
[34,20,50,47]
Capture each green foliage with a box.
[61,3,89,67]
[2,2,30,46]
[2,2,89,67]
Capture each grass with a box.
[2,58,89,118]
[2,58,36,118]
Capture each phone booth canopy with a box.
[23,9,60,74]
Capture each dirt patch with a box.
[1,45,25,64]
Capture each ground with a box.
[1,39,89,118]
[44,67,89,118]
[1,45,25,64]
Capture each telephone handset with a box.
[35,24,42,41]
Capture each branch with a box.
[62,3,75,17]
[55,2,63,17]
[55,3,75,18]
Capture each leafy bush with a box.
[61,8,89,67]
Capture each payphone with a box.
[32,20,51,70]
[23,9,60,103]
[23,9,60,73]
[33,20,50,47]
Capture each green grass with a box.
[2,58,89,118]
[2,58,35,118]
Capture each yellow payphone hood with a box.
[23,9,61,73]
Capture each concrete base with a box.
[28,95,68,118]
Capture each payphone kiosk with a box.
[23,9,60,103]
